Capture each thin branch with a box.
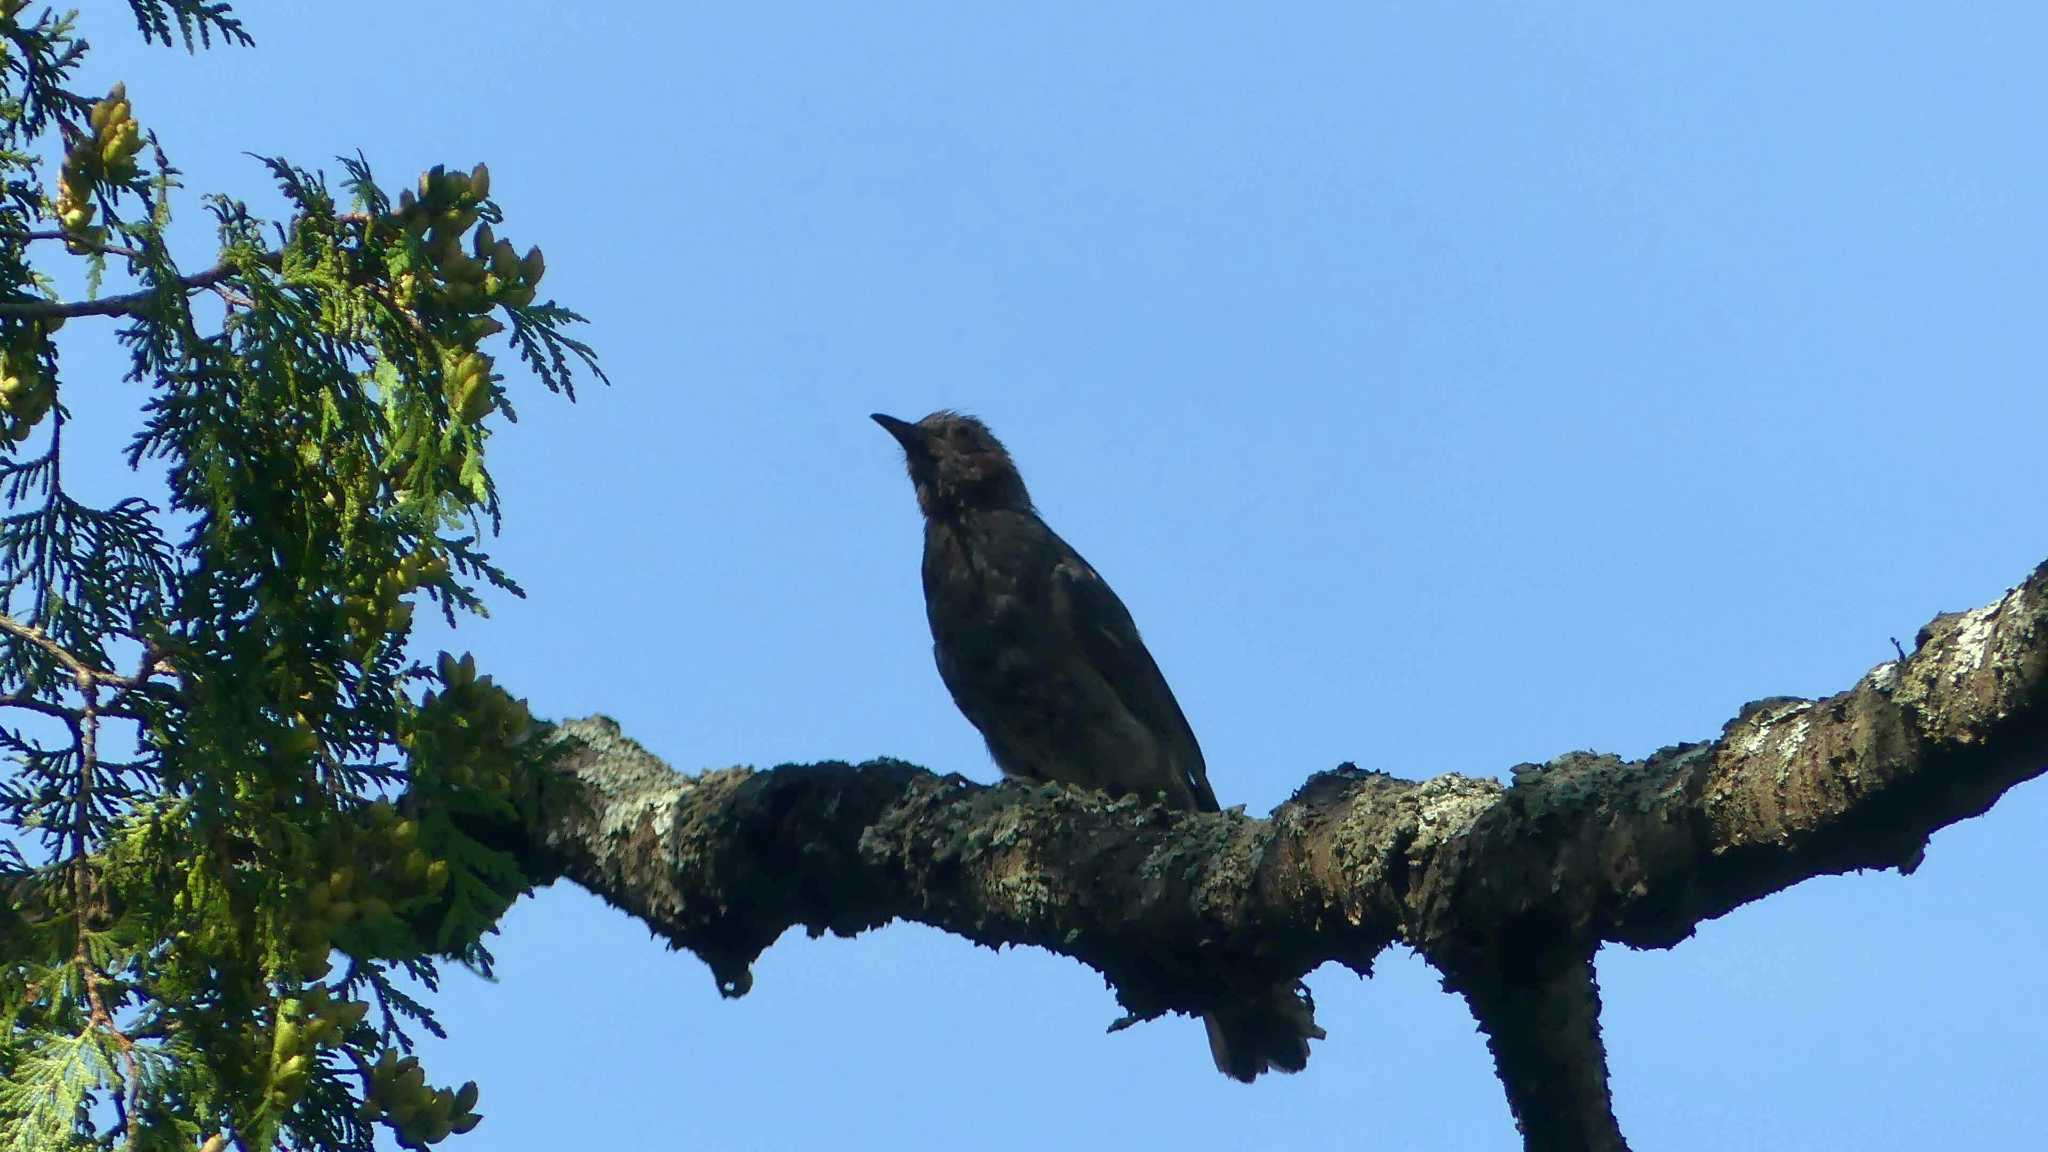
[0,206,452,335]
[0,228,149,261]
[0,260,250,320]
[0,611,142,688]
[0,689,85,724]
[0,618,175,716]
[75,683,97,860]
[0,210,388,321]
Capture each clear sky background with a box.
[54,3,2048,1149]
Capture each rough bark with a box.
[494,559,2048,1151]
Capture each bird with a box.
[872,409,1322,1081]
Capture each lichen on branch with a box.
[499,559,2048,1152]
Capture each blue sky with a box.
[58,3,2048,1148]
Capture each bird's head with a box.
[872,410,1033,517]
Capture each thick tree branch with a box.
[501,559,2048,1151]
[1442,952,1624,1152]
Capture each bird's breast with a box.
[923,525,1032,648]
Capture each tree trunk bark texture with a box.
[497,560,2048,1150]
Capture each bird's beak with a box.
[870,413,924,452]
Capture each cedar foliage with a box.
[0,4,597,1147]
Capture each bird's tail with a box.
[1203,981,1324,1082]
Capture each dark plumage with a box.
[873,409,1321,1081]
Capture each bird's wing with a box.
[1045,531,1220,812]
